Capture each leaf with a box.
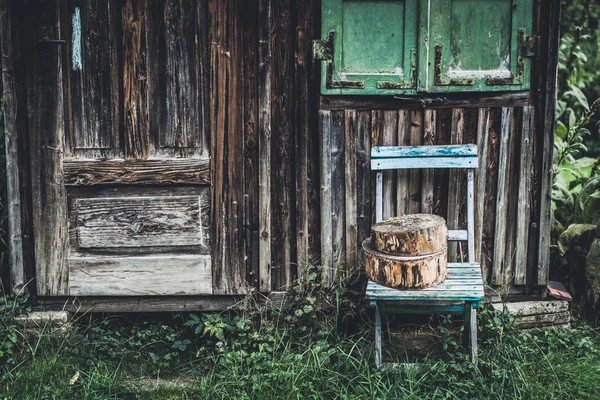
[557,224,596,256]
[586,239,600,294]
[567,85,590,111]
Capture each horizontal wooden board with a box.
[372,144,477,158]
[76,195,206,249]
[63,158,210,186]
[68,255,212,296]
[371,156,477,170]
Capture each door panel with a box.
[25,0,223,296]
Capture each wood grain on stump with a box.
[371,214,447,256]
[364,214,448,289]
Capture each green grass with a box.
[1,309,599,400]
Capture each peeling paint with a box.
[72,7,82,71]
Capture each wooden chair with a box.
[365,144,485,369]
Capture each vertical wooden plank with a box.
[515,107,534,285]
[376,172,383,223]
[1,0,26,291]
[491,107,513,285]
[69,1,119,153]
[122,1,149,159]
[258,0,272,292]
[356,111,372,262]
[395,110,409,216]
[319,110,333,285]
[158,0,207,153]
[407,110,423,214]
[331,111,345,284]
[474,108,490,264]
[537,1,562,287]
[270,0,295,289]
[503,108,521,285]
[24,0,69,295]
[382,110,397,219]
[433,109,452,219]
[345,111,358,277]
[242,0,259,287]
[447,108,464,262]
[421,109,436,213]
[294,0,314,278]
[210,0,244,294]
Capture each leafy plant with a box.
[0,292,30,365]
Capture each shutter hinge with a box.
[312,36,333,62]
[522,34,540,57]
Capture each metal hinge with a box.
[522,34,540,57]
[312,36,333,62]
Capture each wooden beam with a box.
[320,92,529,111]
[64,158,210,186]
[474,108,490,265]
[345,110,358,277]
[319,110,333,284]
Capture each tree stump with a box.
[364,214,448,289]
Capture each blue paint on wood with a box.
[371,144,478,159]
[72,7,82,71]
[366,262,485,302]
[371,156,477,170]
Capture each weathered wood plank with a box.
[421,110,436,213]
[373,144,478,159]
[492,300,569,316]
[24,0,69,296]
[38,295,236,312]
[319,110,333,284]
[270,0,295,290]
[474,108,490,264]
[331,111,345,283]
[64,158,210,186]
[258,0,272,292]
[69,1,119,152]
[515,107,534,285]
[75,195,208,249]
[1,0,27,291]
[447,108,465,262]
[537,1,562,286]
[68,255,212,296]
[492,107,513,285]
[122,1,149,159]
[407,110,423,214]
[372,157,477,170]
[210,0,245,294]
[382,110,397,219]
[242,0,259,287]
[319,92,530,110]
[395,110,409,216]
[294,0,315,277]
[356,111,372,263]
[345,110,358,277]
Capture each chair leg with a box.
[379,302,392,343]
[463,302,478,364]
[375,302,383,371]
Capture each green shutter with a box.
[319,0,418,95]
[423,0,534,93]
[318,0,535,95]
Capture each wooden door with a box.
[21,0,246,297]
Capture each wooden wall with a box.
[318,105,540,293]
[1,0,561,304]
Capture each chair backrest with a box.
[371,144,478,263]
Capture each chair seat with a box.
[366,262,484,303]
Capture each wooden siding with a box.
[319,106,541,289]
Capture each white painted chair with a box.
[365,144,484,369]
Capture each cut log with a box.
[371,214,447,256]
[363,239,447,289]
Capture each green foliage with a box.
[0,292,29,365]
